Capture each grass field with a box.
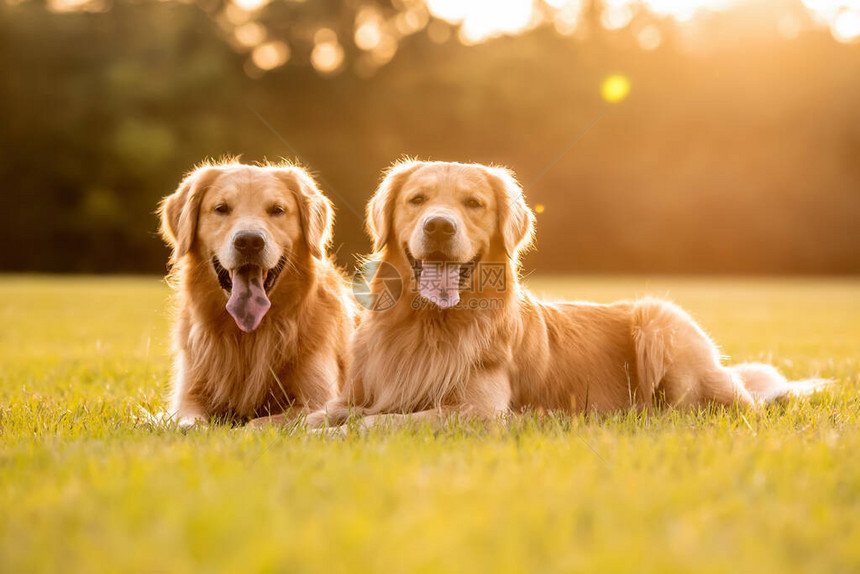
[1,275,859,573]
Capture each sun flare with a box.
[601,74,631,103]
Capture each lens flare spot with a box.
[534,203,546,214]
[234,22,266,49]
[355,22,382,50]
[251,41,290,71]
[233,0,270,11]
[311,31,345,75]
[354,7,383,50]
[832,10,860,44]
[601,74,631,103]
[637,24,662,50]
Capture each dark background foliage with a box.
[1,0,858,274]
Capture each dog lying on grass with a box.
[159,160,354,427]
[307,160,829,429]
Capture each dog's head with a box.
[368,160,534,309]
[159,162,332,331]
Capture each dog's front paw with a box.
[178,415,206,430]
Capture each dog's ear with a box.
[367,160,422,252]
[159,166,218,260]
[277,168,333,260]
[484,166,535,261]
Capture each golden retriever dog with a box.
[159,160,355,427]
[308,160,828,428]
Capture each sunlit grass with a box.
[1,275,859,573]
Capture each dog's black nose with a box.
[233,231,266,254]
[423,216,457,240]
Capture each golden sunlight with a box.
[802,0,860,43]
[423,0,741,41]
[232,0,269,12]
[47,0,104,13]
[642,0,738,21]
[420,0,860,45]
[424,0,536,44]
[832,8,860,43]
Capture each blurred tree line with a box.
[1,0,858,274]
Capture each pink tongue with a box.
[419,262,460,310]
[226,266,271,332]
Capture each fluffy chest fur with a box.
[180,311,301,419]
[354,305,513,414]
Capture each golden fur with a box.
[309,160,828,428]
[159,160,354,426]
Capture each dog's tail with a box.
[730,362,834,403]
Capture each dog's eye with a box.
[465,198,483,209]
[268,205,286,217]
[409,195,426,206]
[214,204,231,215]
